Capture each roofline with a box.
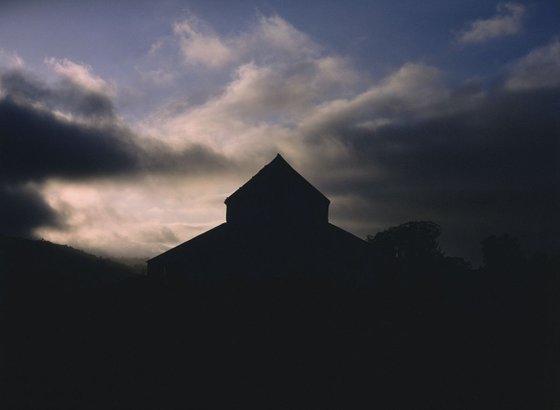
[147,223,228,263]
[224,153,330,205]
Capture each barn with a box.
[147,154,370,284]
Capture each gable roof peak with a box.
[224,154,330,206]
[266,152,289,169]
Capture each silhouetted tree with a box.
[368,221,445,285]
[368,221,442,261]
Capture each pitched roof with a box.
[225,154,329,206]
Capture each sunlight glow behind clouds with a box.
[37,177,235,257]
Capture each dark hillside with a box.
[0,236,136,293]
[2,236,143,410]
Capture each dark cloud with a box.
[326,87,560,262]
[0,69,235,237]
[0,94,234,184]
[0,97,138,183]
[0,69,139,236]
[1,70,115,119]
[141,142,235,176]
[0,185,60,237]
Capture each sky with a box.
[0,0,559,264]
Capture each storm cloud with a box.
[1,70,116,119]
[318,86,560,260]
[0,97,137,183]
[0,184,60,237]
[0,69,235,237]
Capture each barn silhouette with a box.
[147,154,370,284]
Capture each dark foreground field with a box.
[2,235,559,409]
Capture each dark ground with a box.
[2,233,559,409]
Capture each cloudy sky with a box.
[1,0,558,264]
